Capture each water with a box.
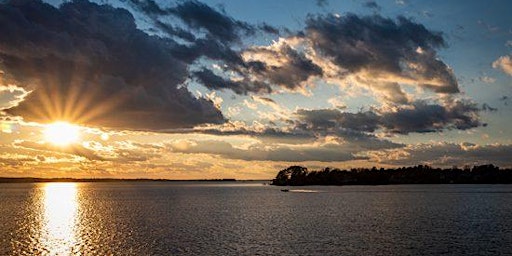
[1,182,512,255]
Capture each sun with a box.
[43,121,81,146]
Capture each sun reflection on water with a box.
[41,183,79,254]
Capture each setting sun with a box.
[43,122,80,146]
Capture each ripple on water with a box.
[1,182,512,255]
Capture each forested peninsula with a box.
[271,165,512,186]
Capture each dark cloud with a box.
[153,20,197,41]
[210,12,460,99]
[0,0,475,136]
[295,100,481,134]
[128,0,319,95]
[113,2,459,99]
[0,0,225,130]
[128,0,280,42]
[303,14,459,94]
[379,100,481,133]
[258,23,280,35]
[192,68,272,95]
[126,0,167,15]
[316,0,328,7]
[255,97,277,104]
[167,0,254,43]
[296,108,380,132]
[177,38,245,65]
[481,103,498,112]
[362,1,381,11]
[304,14,446,72]
[243,43,323,91]
[126,0,284,95]
[182,38,322,96]
[499,96,510,106]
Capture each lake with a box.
[1,182,511,255]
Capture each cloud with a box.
[226,13,460,102]
[0,0,477,145]
[166,0,254,43]
[379,100,481,133]
[479,76,496,83]
[14,140,103,161]
[500,95,510,106]
[481,103,497,112]
[327,97,346,109]
[295,99,481,134]
[175,121,314,141]
[166,137,394,162]
[295,108,380,132]
[302,14,458,95]
[134,9,459,100]
[165,118,402,151]
[252,96,284,112]
[369,142,512,167]
[0,0,225,130]
[362,1,381,11]
[242,41,323,92]
[0,85,29,110]
[316,0,328,7]
[492,54,512,76]
[192,68,271,94]
[191,39,325,95]
[128,0,263,43]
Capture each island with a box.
[271,165,512,186]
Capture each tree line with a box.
[271,164,512,186]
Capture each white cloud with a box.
[327,97,347,109]
[492,55,512,76]
[243,99,258,110]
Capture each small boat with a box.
[281,189,290,192]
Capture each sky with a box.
[0,0,511,179]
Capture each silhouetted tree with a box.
[271,164,512,186]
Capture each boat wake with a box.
[289,189,320,193]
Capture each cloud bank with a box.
[1,1,474,135]
[0,0,227,130]
[369,143,512,167]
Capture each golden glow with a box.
[43,121,80,146]
[41,183,79,254]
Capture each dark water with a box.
[1,182,512,255]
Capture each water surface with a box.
[1,182,511,255]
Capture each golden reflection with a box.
[41,183,79,254]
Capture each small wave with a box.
[290,189,320,193]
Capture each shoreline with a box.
[0,178,245,183]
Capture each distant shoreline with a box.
[272,165,512,186]
[0,178,241,183]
